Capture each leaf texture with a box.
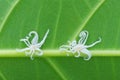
[0,0,120,80]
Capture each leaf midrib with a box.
[0,49,120,57]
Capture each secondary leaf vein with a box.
[71,0,105,40]
[0,0,20,32]
[45,58,68,80]
[51,0,62,47]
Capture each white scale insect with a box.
[17,29,49,60]
[60,30,101,60]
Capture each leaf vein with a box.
[51,0,62,47]
[0,71,7,80]
[71,0,105,40]
[0,0,20,32]
[45,58,68,80]
[0,49,120,57]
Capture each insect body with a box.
[60,30,101,60]
[17,29,49,60]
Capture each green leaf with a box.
[0,0,120,80]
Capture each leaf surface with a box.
[0,0,120,80]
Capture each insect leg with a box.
[36,48,43,56]
[81,49,91,60]
[16,48,29,52]
[38,29,49,47]
[30,50,34,60]
[74,51,80,57]
[20,37,31,47]
[85,37,101,48]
